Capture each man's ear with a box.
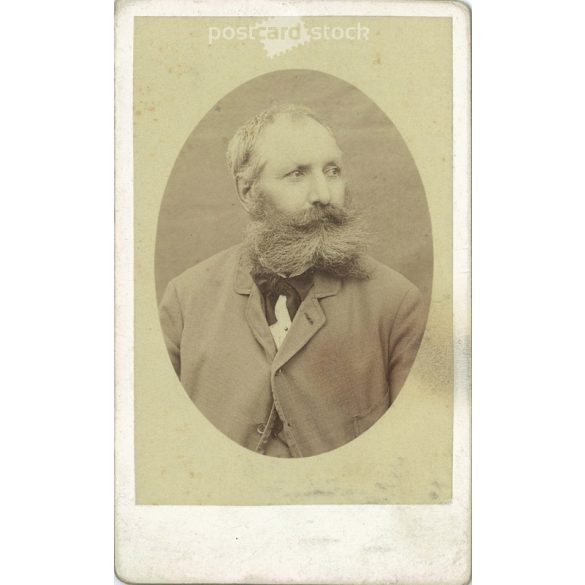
[235,176,254,213]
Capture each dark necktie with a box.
[252,270,314,326]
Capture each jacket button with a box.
[276,368,284,376]
[256,423,266,435]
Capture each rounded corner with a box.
[114,561,138,585]
[449,0,472,22]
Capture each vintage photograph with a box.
[155,72,433,458]
[115,1,470,583]
[127,1,457,507]
[128,29,457,504]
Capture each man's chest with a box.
[177,292,391,456]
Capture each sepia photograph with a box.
[5,1,585,584]
[156,71,433,457]
[6,1,585,584]
[115,1,470,583]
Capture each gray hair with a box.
[226,103,334,186]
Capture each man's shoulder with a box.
[359,255,420,297]
[340,256,424,323]
[169,244,242,294]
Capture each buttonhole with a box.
[304,313,314,325]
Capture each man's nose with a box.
[308,172,331,205]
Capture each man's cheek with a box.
[333,182,347,206]
[273,189,306,213]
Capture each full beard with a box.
[244,193,371,280]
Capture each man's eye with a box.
[325,166,341,177]
[286,169,304,178]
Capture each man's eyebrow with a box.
[276,162,311,174]
[278,158,343,171]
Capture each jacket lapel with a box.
[234,249,277,361]
[272,294,325,372]
[245,284,277,362]
[272,271,340,371]
[233,247,341,368]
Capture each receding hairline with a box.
[258,110,335,139]
[226,104,337,183]
[255,112,342,162]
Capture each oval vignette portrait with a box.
[155,69,433,458]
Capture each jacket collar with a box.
[233,247,341,299]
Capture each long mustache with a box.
[273,204,351,228]
[245,199,371,279]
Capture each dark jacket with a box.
[159,244,426,457]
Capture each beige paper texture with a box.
[116,2,470,583]
[133,14,453,505]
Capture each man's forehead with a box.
[256,114,343,168]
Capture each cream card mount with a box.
[115,1,471,583]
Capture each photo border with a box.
[115,1,471,582]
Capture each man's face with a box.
[252,114,346,215]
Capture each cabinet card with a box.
[115,1,471,583]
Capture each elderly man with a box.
[159,104,426,458]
